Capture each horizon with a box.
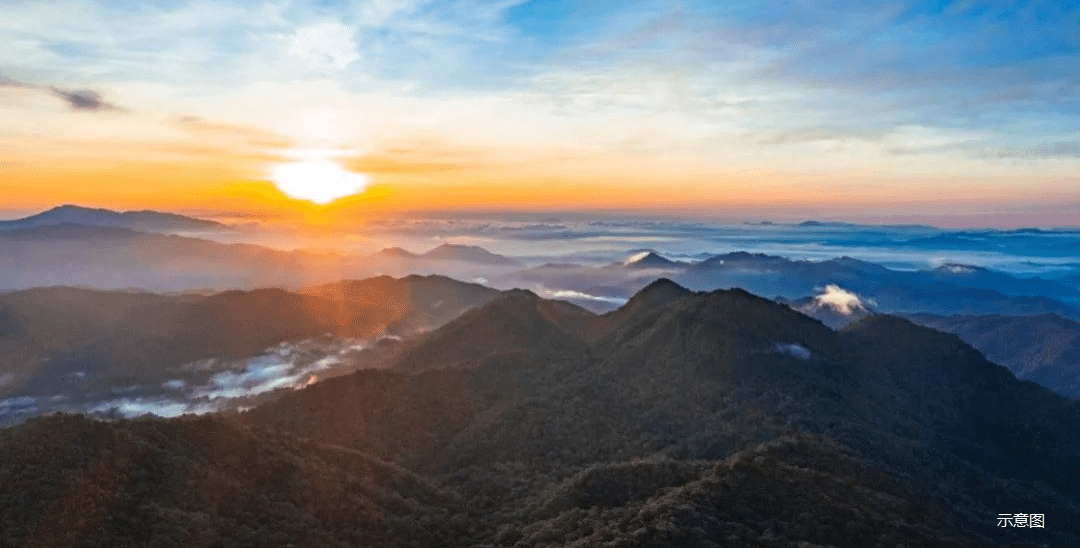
[3,202,1080,231]
[2,1,1079,226]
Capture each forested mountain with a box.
[0,276,500,400]
[244,282,1080,546]
[2,279,1078,546]
[905,312,1080,399]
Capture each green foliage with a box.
[4,284,1080,546]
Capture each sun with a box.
[268,157,371,205]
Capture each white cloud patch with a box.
[84,337,380,419]
[0,396,37,413]
[89,397,220,418]
[548,289,628,305]
[191,345,349,400]
[623,251,651,265]
[773,342,812,360]
[287,21,360,72]
[813,284,869,315]
[162,379,186,391]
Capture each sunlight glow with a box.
[268,158,371,205]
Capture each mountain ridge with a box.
[0,204,228,233]
[5,277,1080,546]
[240,279,1080,545]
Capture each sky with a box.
[1,0,1079,225]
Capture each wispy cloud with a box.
[0,73,120,111]
[984,142,1080,161]
[49,87,118,111]
[1,0,1078,213]
[286,21,361,72]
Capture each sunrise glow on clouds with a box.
[0,1,1078,224]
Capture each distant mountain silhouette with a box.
[777,285,876,329]
[619,251,684,269]
[609,250,1080,319]
[374,246,420,259]
[905,312,1080,399]
[372,243,520,265]
[0,223,352,292]
[0,204,227,233]
[421,243,519,265]
[871,283,1080,320]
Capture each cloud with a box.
[773,342,811,360]
[176,116,293,149]
[813,284,869,315]
[88,397,221,418]
[758,127,882,146]
[547,289,628,305]
[286,21,360,72]
[0,396,36,412]
[0,73,23,87]
[0,73,120,111]
[2,0,1079,208]
[986,142,1080,160]
[49,87,118,111]
[162,379,186,391]
[187,337,370,401]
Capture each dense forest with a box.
[3,280,1079,546]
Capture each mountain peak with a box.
[376,247,419,258]
[421,243,519,265]
[631,278,692,304]
[391,288,591,373]
[933,262,986,274]
[621,251,680,269]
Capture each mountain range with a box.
[516,250,1080,319]
[0,204,228,233]
[0,222,346,292]
[0,224,518,293]
[3,279,1077,546]
[3,206,1078,327]
[904,312,1080,400]
[377,244,521,266]
[0,276,501,415]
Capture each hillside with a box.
[3,279,1078,545]
[0,276,502,412]
[0,414,472,547]
[241,281,1080,546]
[905,312,1080,399]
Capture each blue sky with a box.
[0,0,1078,223]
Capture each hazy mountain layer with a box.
[906,312,1080,399]
[0,276,501,419]
[0,223,522,293]
[0,205,228,233]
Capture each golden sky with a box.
[2,1,1079,226]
